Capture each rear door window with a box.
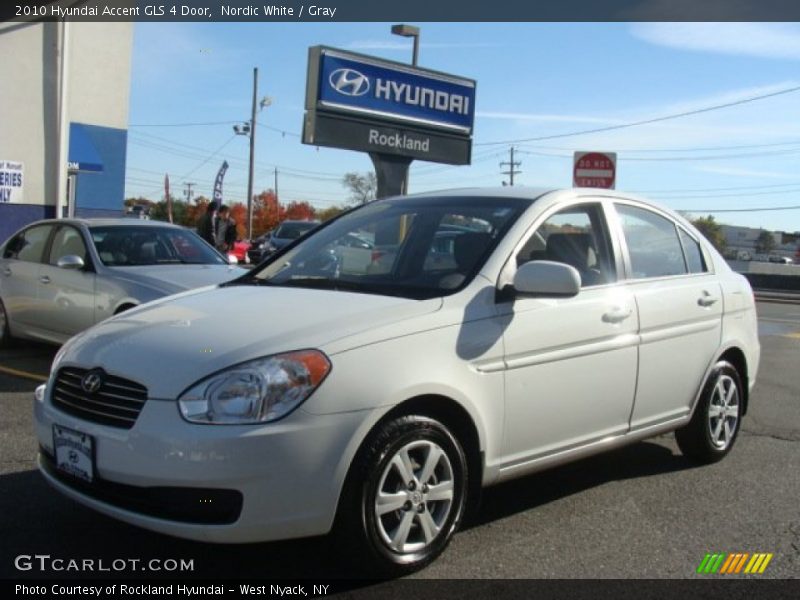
[3,225,52,263]
[616,204,687,279]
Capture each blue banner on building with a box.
[311,48,476,134]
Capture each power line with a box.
[516,138,800,154]
[129,120,240,127]
[649,188,800,201]
[475,84,800,146]
[631,181,800,194]
[515,146,800,162]
[676,205,800,213]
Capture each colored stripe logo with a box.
[696,552,773,574]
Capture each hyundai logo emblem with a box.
[329,68,370,97]
[81,371,103,394]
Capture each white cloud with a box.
[631,23,800,61]
[475,111,618,125]
[347,40,502,51]
[692,166,797,179]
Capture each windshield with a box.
[274,222,318,240]
[239,196,526,299]
[90,226,227,266]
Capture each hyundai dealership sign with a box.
[304,46,475,165]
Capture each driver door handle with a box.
[603,307,633,324]
[697,292,719,307]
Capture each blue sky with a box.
[125,22,800,233]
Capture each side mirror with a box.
[512,260,581,298]
[227,254,239,265]
[56,255,85,270]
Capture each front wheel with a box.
[676,361,743,463]
[337,415,469,576]
[0,297,13,348]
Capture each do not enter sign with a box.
[573,151,616,189]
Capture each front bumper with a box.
[34,390,368,543]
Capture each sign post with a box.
[573,151,617,189]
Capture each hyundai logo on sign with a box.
[312,48,476,134]
[330,68,370,97]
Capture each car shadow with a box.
[1,439,698,582]
[0,468,370,581]
[466,438,698,529]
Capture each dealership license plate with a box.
[52,425,94,483]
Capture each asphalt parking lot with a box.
[0,301,798,582]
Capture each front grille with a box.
[51,367,148,429]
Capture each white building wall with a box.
[0,21,132,240]
[68,22,133,128]
[0,22,56,207]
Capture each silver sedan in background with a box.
[0,219,246,346]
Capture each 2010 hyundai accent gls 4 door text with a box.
[33,188,759,574]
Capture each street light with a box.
[391,24,420,66]
[233,67,272,240]
[391,24,420,196]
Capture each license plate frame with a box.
[52,425,95,483]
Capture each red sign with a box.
[573,151,617,189]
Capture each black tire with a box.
[0,297,13,348]
[676,361,744,464]
[336,415,469,577]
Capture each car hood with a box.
[60,285,443,399]
[107,264,246,294]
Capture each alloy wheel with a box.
[707,373,740,450]
[373,439,455,554]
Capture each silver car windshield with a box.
[241,196,526,300]
[90,226,226,267]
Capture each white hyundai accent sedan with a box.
[34,188,759,574]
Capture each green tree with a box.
[342,172,377,204]
[755,230,776,254]
[317,205,348,222]
[691,215,726,253]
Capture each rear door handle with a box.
[603,307,633,323]
[39,275,51,284]
[698,292,719,307]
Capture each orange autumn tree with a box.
[228,203,247,241]
[251,190,284,237]
[283,201,316,222]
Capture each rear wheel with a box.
[676,361,743,463]
[337,415,468,576]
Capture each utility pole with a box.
[500,146,522,186]
[274,167,279,206]
[183,182,196,203]
[247,67,258,240]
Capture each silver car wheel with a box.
[707,373,740,450]
[374,439,454,554]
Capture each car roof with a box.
[21,218,186,229]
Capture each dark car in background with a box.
[247,220,320,264]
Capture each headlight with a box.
[178,350,331,425]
